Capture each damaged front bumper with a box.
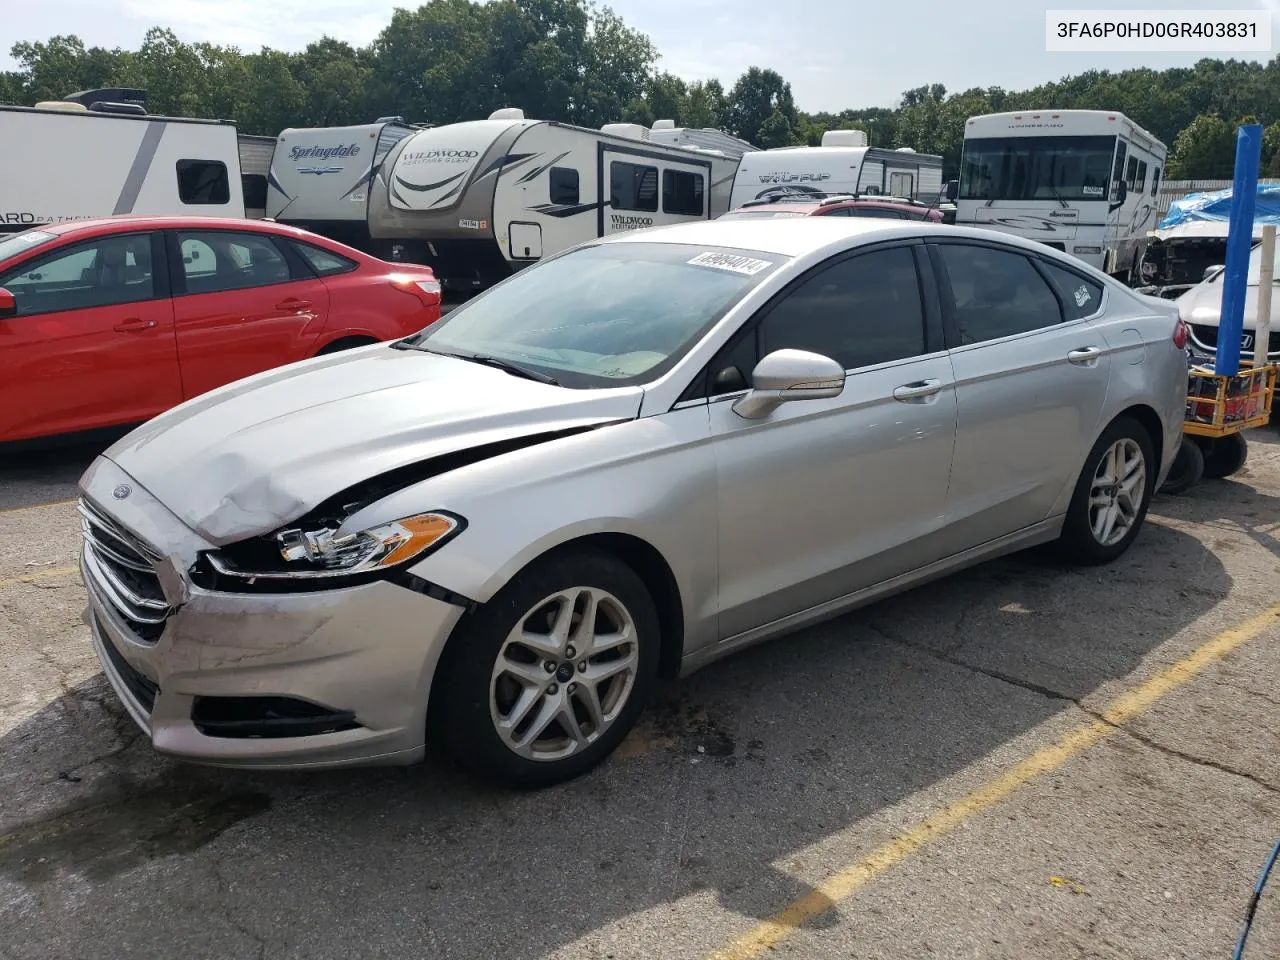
[79,457,469,770]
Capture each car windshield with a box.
[959,135,1117,202]
[1245,241,1280,284]
[721,210,810,219]
[406,241,781,388]
[0,230,58,266]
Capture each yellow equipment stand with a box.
[1161,362,1278,493]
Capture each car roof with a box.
[36,216,313,238]
[603,219,1117,276]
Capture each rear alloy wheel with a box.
[1056,416,1155,565]
[433,550,659,788]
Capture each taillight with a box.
[1172,317,1188,350]
[390,273,442,307]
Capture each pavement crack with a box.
[1101,724,1280,797]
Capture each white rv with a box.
[266,118,421,251]
[955,110,1168,280]
[0,88,245,232]
[366,109,745,291]
[727,132,944,210]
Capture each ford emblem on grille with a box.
[112,484,132,500]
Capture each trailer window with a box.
[1126,156,1139,190]
[889,171,914,198]
[611,162,658,213]
[549,167,579,206]
[1112,141,1127,200]
[1136,161,1147,192]
[1151,165,1161,197]
[177,160,231,205]
[663,170,705,216]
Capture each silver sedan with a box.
[79,218,1188,787]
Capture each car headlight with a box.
[199,512,462,588]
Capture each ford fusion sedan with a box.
[78,217,1187,788]
[0,217,441,444]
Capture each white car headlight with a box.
[202,512,461,584]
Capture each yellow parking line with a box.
[0,498,78,516]
[0,565,80,590]
[706,601,1280,960]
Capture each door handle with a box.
[893,379,944,401]
[276,298,311,310]
[113,318,157,332]
[1067,346,1103,365]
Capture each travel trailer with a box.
[954,109,1167,281]
[727,132,944,210]
[266,118,422,251]
[366,109,746,291]
[0,88,246,231]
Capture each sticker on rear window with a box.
[1073,285,1091,308]
[686,252,773,276]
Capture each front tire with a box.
[1056,416,1156,565]
[432,549,660,788]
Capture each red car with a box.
[0,217,441,444]
[720,194,946,222]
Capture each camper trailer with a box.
[955,110,1167,280]
[266,118,421,251]
[727,132,944,210]
[367,109,745,291]
[0,88,245,231]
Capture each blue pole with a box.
[1215,124,1263,376]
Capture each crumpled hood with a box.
[102,345,644,544]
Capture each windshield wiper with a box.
[1048,185,1070,209]
[449,352,560,385]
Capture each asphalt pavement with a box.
[1,428,1278,960]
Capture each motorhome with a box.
[266,118,422,251]
[367,109,746,291]
[0,88,246,232]
[955,110,1167,281]
[727,132,944,210]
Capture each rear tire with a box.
[1198,433,1248,479]
[1159,436,1204,494]
[1055,416,1156,565]
[431,549,660,789]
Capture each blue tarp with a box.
[1159,183,1280,229]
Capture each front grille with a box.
[79,498,172,642]
[97,614,159,713]
[1190,323,1280,359]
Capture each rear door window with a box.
[933,243,1064,345]
[176,231,295,295]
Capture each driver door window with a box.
[1,234,157,315]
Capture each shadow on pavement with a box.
[0,516,1235,959]
[0,429,129,511]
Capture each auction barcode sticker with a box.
[1046,9,1271,52]
[687,252,774,276]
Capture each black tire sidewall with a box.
[1059,416,1156,564]
[1199,433,1248,480]
[432,549,661,788]
[1159,436,1204,494]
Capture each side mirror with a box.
[732,348,845,420]
[0,288,15,319]
[1203,264,1224,282]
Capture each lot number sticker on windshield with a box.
[687,252,773,276]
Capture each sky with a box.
[3,0,1279,112]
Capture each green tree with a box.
[755,107,797,148]
[1168,114,1237,179]
[683,79,725,129]
[725,67,796,145]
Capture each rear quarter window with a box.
[1039,261,1105,320]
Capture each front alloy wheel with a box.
[491,587,639,762]
[432,549,659,788]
